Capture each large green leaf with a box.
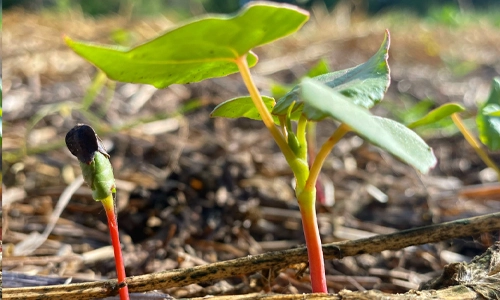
[273,30,390,116]
[301,78,436,174]
[66,3,309,89]
[210,95,280,123]
[477,77,500,150]
[407,103,465,128]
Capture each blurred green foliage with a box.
[383,98,459,138]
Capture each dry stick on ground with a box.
[3,212,500,299]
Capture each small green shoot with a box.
[65,124,130,300]
[409,77,500,179]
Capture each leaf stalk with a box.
[305,124,350,193]
[235,55,296,163]
[451,113,500,179]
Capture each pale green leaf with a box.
[301,78,437,173]
[407,103,465,128]
[210,96,280,123]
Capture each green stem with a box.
[451,113,500,179]
[305,124,350,193]
[297,114,308,161]
[297,189,327,293]
[82,70,107,110]
[307,122,317,166]
[235,55,295,163]
[279,115,288,139]
[102,195,130,300]
[235,55,326,292]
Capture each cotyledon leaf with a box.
[66,2,309,89]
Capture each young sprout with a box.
[66,124,130,300]
[66,3,437,293]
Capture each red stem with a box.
[102,197,130,300]
[299,202,327,292]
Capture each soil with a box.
[2,6,500,299]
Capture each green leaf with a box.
[273,30,390,116]
[484,105,500,116]
[306,59,331,78]
[66,3,309,89]
[388,98,434,125]
[477,77,500,150]
[210,95,279,123]
[407,103,466,128]
[301,78,437,174]
[270,59,330,103]
[270,82,292,100]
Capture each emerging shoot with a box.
[66,124,130,300]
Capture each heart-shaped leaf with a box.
[66,3,309,89]
[407,103,466,128]
[301,78,437,174]
[210,95,280,123]
[273,30,390,116]
[477,77,500,150]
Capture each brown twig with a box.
[3,212,500,299]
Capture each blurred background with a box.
[3,0,500,17]
[2,0,500,297]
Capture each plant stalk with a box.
[235,55,295,163]
[297,190,327,293]
[305,124,350,193]
[307,122,327,205]
[451,113,500,179]
[101,195,130,300]
[236,54,326,292]
[297,115,308,161]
